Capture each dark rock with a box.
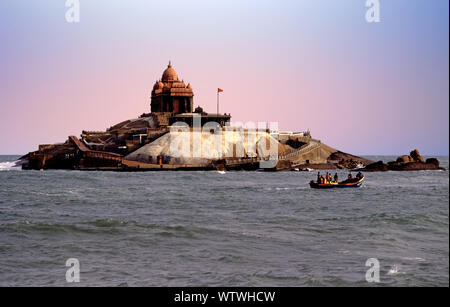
[410,149,424,163]
[361,161,388,172]
[396,155,413,163]
[388,161,441,171]
[385,149,442,171]
[328,151,374,166]
[425,158,440,168]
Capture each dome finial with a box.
[162,61,178,81]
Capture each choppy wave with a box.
[0,156,448,286]
[0,161,19,171]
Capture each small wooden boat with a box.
[309,176,365,189]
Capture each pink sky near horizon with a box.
[0,0,448,155]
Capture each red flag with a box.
[217,88,224,93]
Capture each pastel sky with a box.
[0,0,448,155]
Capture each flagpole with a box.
[217,91,219,114]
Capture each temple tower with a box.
[150,62,194,114]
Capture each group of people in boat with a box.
[316,171,363,184]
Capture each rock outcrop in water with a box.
[21,121,372,171]
[360,160,389,172]
[410,149,425,163]
[359,149,443,172]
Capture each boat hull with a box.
[309,176,364,189]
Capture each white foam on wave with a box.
[275,187,290,190]
[401,256,426,262]
[0,161,20,171]
[387,265,401,275]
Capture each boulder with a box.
[396,155,413,163]
[410,149,424,163]
[425,158,440,168]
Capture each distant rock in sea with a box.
[360,149,444,172]
[361,160,389,172]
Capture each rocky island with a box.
[19,63,440,172]
[360,149,444,172]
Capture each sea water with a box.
[0,155,448,286]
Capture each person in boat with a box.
[317,172,321,183]
[348,172,353,180]
[334,173,338,183]
[356,171,363,180]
